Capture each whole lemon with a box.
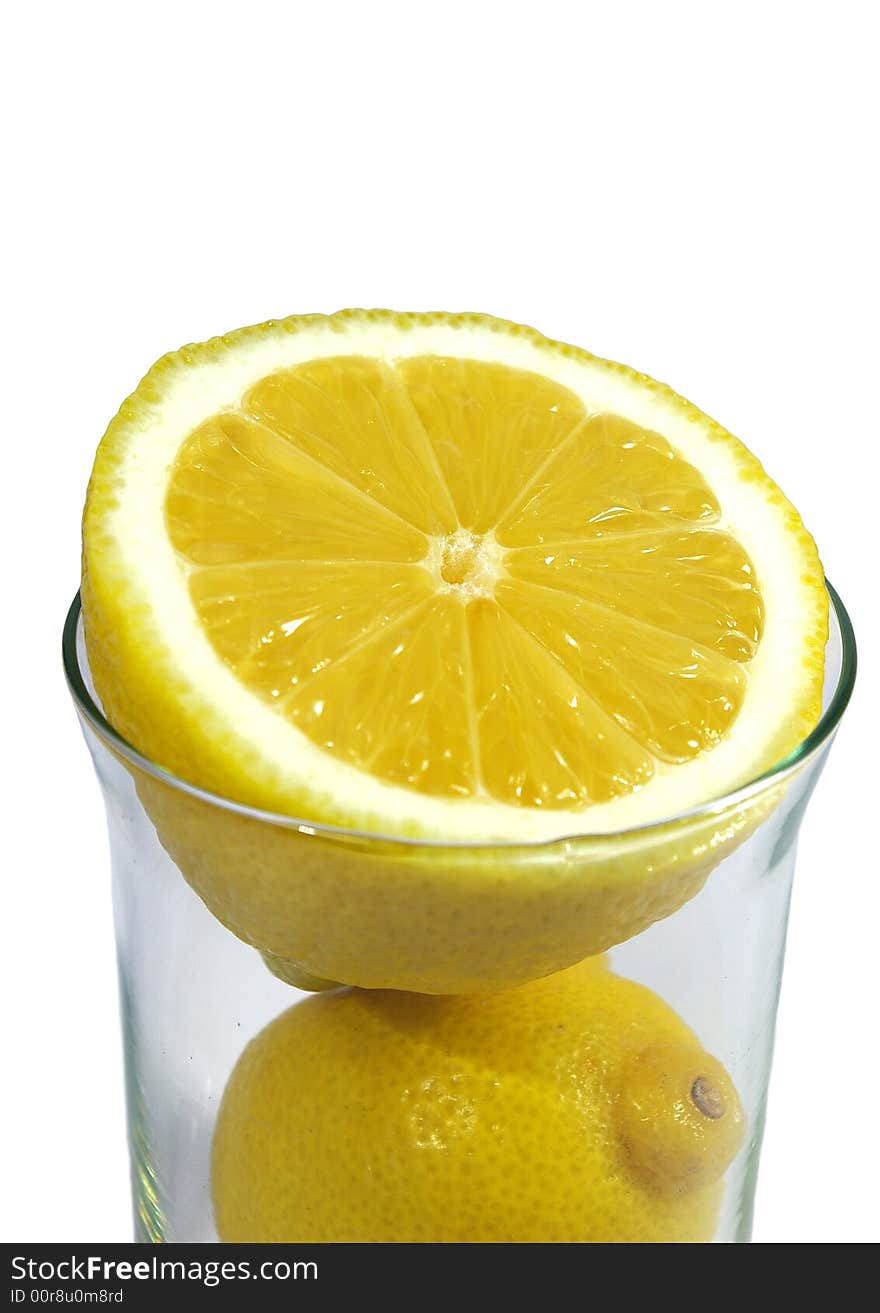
[212,958,743,1242]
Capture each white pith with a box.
[92,316,825,841]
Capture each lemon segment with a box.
[396,354,588,531]
[466,598,654,806]
[244,354,459,535]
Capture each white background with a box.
[2,1,877,1244]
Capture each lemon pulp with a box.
[167,355,763,811]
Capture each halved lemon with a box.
[82,311,827,990]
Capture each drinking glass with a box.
[63,583,855,1243]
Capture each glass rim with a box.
[63,582,856,851]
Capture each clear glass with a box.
[64,585,855,1243]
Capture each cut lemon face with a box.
[83,311,826,843]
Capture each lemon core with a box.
[430,529,503,598]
